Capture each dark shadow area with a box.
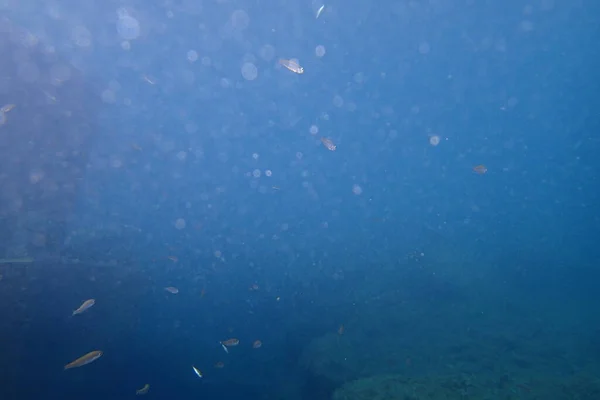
[301,371,338,400]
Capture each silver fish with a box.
[279,59,304,74]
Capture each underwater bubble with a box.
[259,44,275,61]
[241,62,258,81]
[72,25,92,47]
[117,15,140,40]
[231,10,250,29]
[187,50,198,62]
[101,89,116,104]
[333,95,343,108]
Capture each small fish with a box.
[136,384,150,395]
[320,137,336,151]
[64,350,103,370]
[220,342,229,354]
[167,255,178,262]
[1,104,15,113]
[252,340,262,349]
[214,361,225,368]
[142,75,156,85]
[164,286,179,294]
[338,324,345,335]
[316,5,325,19]
[43,91,57,103]
[72,299,95,316]
[279,59,304,74]
[220,338,240,347]
[473,164,487,174]
[192,366,203,378]
[0,104,14,126]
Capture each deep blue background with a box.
[1,1,599,399]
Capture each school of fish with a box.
[0,4,491,396]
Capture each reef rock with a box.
[332,372,600,400]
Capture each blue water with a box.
[1,1,599,399]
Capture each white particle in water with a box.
[72,25,92,47]
[101,89,116,104]
[241,62,258,81]
[175,218,186,230]
[259,44,275,61]
[315,45,326,57]
[187,50,198,62]
[333,95,343,107]
[231,10,250,30]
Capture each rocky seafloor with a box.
[294,244,600,399]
